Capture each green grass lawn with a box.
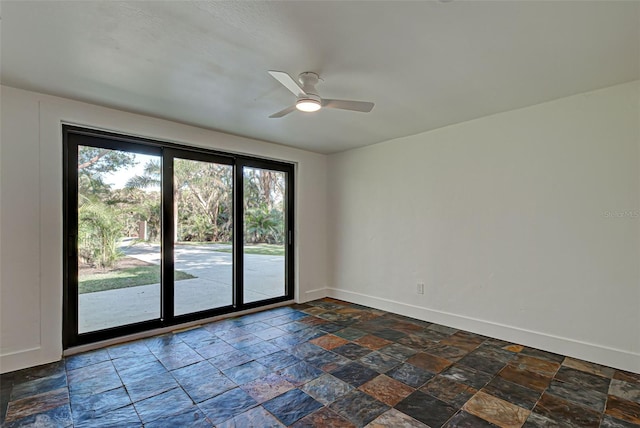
[214,244,285,256]
[79,266,195,294]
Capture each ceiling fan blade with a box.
[322,99,374,113]
[268,71,307,97]
[269,105,297,118]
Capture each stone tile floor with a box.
[1,298,639,427]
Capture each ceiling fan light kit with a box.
[268,70,374,118]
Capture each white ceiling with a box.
[1,1,638,154]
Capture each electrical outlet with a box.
[417,282,424,294]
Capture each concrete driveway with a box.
[78,243,285,333]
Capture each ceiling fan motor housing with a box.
[298,72,321,97]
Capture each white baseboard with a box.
[326,288,640,374]
[0,347,59,374]
[301,287,328,303]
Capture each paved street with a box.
[78,243,285,333]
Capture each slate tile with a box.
[482,376,541,410]
[301,374,354,405]
[305,349,353,372]
[144,334,183,352]
[334,328,367,340]
[358,351,401,373]
[330,362,380,388]
[366,408,428,427]
[600,414,640,428]
[280,321,312,333]
[498,364,552,392]
[471,343,517,364]
[333,343,373,360]
[522,412,565,428]
[254,327,288,341]
[615,370,640,385]
[175,327,221,349]
[395,390,456,428]
[562,357,615,378]
[238,321,273,334]
[123,371,178,403]
[463,390,530,427]
[605,395,640,424]
[406,352,452,374]
[290,342,326,359]
[222,361,269,385]
[457,353,506,376]
[378,343,418,361]
[420,375,477,408]
[10,373,67,401]
[533,392,601,428]
[354,335,393,350]
[310,334,350,350]
[441,365,493,390]
[4,404,73,428]
[198,387,257,425]
[397,334,435,350]
[555,366,611,394]
[133,387,194,424]
[111,353,157,373]
[277,361,324,386]
[386,363,434,388]
[546,379,607,412]
[240,373,294,403]
[510,354,560,377]
[428,324,458,336]
[225,333,264,349]
[217,406,285,428]
[8,361,66,385]
[67,360,118,388]
[329,390,390,427]
[5,388,69,423]
[257,350,300,371]
[503,344,525,353]
[116,360,167,386]
[291,407,355,428]
[65,350,110,371]
[359,374,414,406]
[520,347,565,364]
[442,410,499,428]
[195,341,237,360]
[422,343,469,362]
[171,361,235,403]
[207,349,252,370]
[609,379,640,404]
[144,406,212,428]
[73,404,141,428]
[70,386,131,418]
[263,389,323,426]
[316,322,344,333]
[440,331,485,352]
[235,340,281,359]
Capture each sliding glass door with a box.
[243,166,288,304]
[171,153,234,316]
[75,145,162,333]
[64,127,294,348]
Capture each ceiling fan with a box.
[268,70,375,118]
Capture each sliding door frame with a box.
[63,126,294,349]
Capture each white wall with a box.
[0,86,329,373]
[328,81,640,373]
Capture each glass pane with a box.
[174,158,233,315]
[243,167,286,303]
[77,146,161,333]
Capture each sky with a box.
[103,153,160,190]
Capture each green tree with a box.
[77,146,136,267]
